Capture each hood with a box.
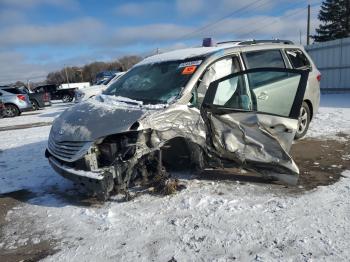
[83,84,106,91]
[50,99,148,142]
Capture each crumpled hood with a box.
[50,99,148,142]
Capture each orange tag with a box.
[182,65,197,75]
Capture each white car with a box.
[74,72,125,103]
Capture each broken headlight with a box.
[97,132,139,166]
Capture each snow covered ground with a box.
[0,94,350,261]
[307,94,350,138]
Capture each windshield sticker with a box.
[182,65,197,75]
[178,60,202,68]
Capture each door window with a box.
[244,50,286,69]
[203,68,308,119]
[196,56,241,105]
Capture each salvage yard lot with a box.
[1,94,350,261]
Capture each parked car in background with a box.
[1,86,51,110]
[33,84,76,103]
[0,87,32,117]
[59,82,90,90]
[75,72,125,103]
[95,70,118,84]
[0,98,4,118]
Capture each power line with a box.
[239,1,322,38]
[176,0,266,41]
[231,0,308,37]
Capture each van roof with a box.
[137,40,302,66]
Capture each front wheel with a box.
[62,94,72,103]
[295,102,311,140]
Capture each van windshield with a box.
[103,60,200,104]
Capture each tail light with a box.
[43,92,50,102]
[17,94,26,101]
[317,74,321,82]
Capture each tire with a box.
[62,94,72,103]
[4,104,20,117]
[295,102,311,140]
[31,99,39,110]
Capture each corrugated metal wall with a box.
[305,37,350,91]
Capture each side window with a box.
[3,88,22,94]
[244,50,286,69]
[244,50,287,88]
[285,49,311,70]
[196,56,241,105]
[203,69,304,118]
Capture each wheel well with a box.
[304,99,313,120]
[4,103,19,110]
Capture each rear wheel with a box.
[295,102,311,139]
[31,99,39,110]
[4,104,20,117]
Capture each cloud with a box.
[0,0,80,10]
[0,51,54,84]
[114,1,169,17]
[175,0,283,18]
[111,23,194,46]
[0,9,25,25]
[176,0,204,16]
[0,1,323,83]
[0,18,104,47]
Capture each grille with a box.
[48,138,91,162]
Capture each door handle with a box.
[258,92,268,100]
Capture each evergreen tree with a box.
[313,0,350,42]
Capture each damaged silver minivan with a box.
[46,40,320,199]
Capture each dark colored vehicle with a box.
[0,98,4,118]
[14,86,51,110]
[95,70,119,84]
[34,84,75,103]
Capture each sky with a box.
[0,0,322,84]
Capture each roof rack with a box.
[238,40,294,45]
[216,40,242,45]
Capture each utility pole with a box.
[64,65,70,88]
[307,4,311,45]
[299,30,302,45]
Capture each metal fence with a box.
[305,37,350,92]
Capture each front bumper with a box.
[47,153,114,195]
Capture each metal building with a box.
[305,37,350,92]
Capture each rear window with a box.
[285,49,311,69]
[1,88,24,94]
[244,50,286,69]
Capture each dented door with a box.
[201,68,308,184]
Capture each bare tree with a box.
[118,56,142,71]
[46,55,142,85]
